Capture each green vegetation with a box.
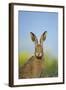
[19,52,30,67]
[19,52,58,77]
[41,53,58,77]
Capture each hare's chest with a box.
[32,60,43,77]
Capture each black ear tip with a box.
[30,32,35,36]
[30,32,33,35]
[45,31,47,33]
[44,31,47,35]
[30,32,32,34]
[43,31,47,35]
[30,32,34,34]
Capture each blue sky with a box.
[18,11,58,57]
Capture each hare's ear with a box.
[40,31,47,45]
[30,32,38,45]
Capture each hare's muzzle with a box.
[35,52,43,59]
[35,44,43,59]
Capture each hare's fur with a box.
[19,56,44,78]
[19,31,47,79]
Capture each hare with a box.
[19,31,47,79]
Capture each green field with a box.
[19,52,58,78]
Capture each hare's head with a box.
[30,31,47,59]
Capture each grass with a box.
[19,51,58,78]
[41,53,58,77]
[19,52,30,67]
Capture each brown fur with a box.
[19,31,47,79]
[19,56,44,78]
